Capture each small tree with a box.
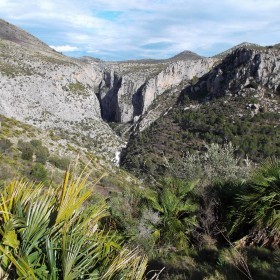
[0,138,12,153]
[34,145,49,164]
[49,156,70,170]
[30,163,48,182]
[18,140,34,161]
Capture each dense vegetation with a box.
[112,152,280,279]
[0,167,147,279]
[1,150,279,279]
[1,92,279,279]
[121,93,280,179]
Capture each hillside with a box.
[0,19,216,160]
[0,114,145,195]
[121,45,280,178]
[0,18,280,280]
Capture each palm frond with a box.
[45,237,59,280]
[230,158,280,240]
[0,162,147,279]
[20,195,54,255]
[101,247,148,280]
[55,169,92,225]
[0,245,37,279]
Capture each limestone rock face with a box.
[0,29,122,160]
[141,59,217,112]
[0,59,101,124]
[97,58,217,123]
[0,19,279,161]
[183,45,280,117]
[204,47,280,97]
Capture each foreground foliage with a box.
[230,158,280,246]
[1,146,279,279]
[0,167,147,279]
[113,154,280,279]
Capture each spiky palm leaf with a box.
[0,164,147,279]
[230,158,280,244]
[101,247,148,280]
[144,178,198,249]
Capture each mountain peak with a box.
[169,50,202,61]
[214,42,264,58]
[0,18,53,53]
[235,42,260,48]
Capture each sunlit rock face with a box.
[0,19,279,161]
[97,57,217,123]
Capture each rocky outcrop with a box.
[97,58,217,123]
[141,58,217,112]
[1,19,279,162]
[189,46,280,99]
[0,29,123,160]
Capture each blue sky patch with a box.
[0,0,279,61]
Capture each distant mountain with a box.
[78,56,103,63]
[83,50,201,64]
[0,18,279,171]
[121,44,280,177]
[214,42,266,58]
[169,50,202,61]
[0,19,54,53]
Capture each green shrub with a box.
[145,178,199,250]
[49,155,70,170]
[30,139,42,147]
[34,145,49,164]
[30,163,48,182]
[171,142,250,182]
[109,190,161,256]
[18,140,34,161]
[0,138,12,152]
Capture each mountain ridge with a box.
[0,18,279,165]
[121,43,280,177]
[0,18,57,54]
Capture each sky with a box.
[0,0,279,61]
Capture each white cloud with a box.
[0,0,279,60]
[49,45,79,52]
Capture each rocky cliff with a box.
[0,19,123,160]
[185,44,280,113]
[0,19,279,163]
[97,56,217,124]
[207,45,279,96]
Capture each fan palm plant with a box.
[230,158,280,245]
[145,178,198,250]
[0,165,147,279]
